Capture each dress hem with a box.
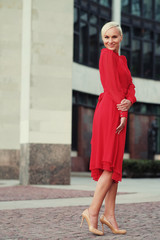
[90,167,122,183]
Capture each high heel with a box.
[100,215,126,234]
[80,209,104,236]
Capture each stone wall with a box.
[0,0,22,178]
[19,0,73,184]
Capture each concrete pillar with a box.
[112,0,121,54]
[112,0,121,24]
[0,0,22,179]
[20,0,73,185]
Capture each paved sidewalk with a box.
[0,176,160,239]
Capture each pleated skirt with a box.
[89,91,127,183]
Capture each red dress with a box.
[90,48,136,183]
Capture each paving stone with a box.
[0,202,159,240]
[0,186,93,201]
[0,186,128,201]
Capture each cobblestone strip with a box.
[0,202,159,240]
[0,186,128,201]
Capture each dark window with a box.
[74,0,160,80]
[89,14,98,24]
[129,102,160,116]
[99,0,111,8]
[143,42,153,78]
[73,0,111,68]
[121,0,130,13]
[121,25,131,48]
[81,0,88,8]
[143,0,152,19]
[121,0,160,80]
[155,56,160,79]
[74,33,79,62]
[79,21,88,64]
[73,90,98,109]
[132,0,141,16]
[131,39,141,76]
[155,0,160,21]
[89,25,98,67]
[155,33,160,79]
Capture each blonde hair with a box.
[101,21,123,38]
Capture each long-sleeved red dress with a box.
[90,48,136,183]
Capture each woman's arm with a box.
[126,81,136,105]
[100,49,128,118]
[117,80,136,111]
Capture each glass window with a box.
[155,0,160,21]
[73,1,112,69]
[140,104,147,114]
[121,49,130,68]
[90,2,98,13]
[89,14,98,24]
[89,26,98,67]
[132,0,141,16]
[134,28,153,40]
[143,29,153,40]
[131,39,141,76]
[99,0,111,8]
[80,10,88,21]
[155,33,160,53]
[79,22,88,64]
[100,6,111,16]
[143,0,152,19]
[99,18,107,29]
[121,15,130,24]
[74,7,79,31]
[74,34,79,62]
[155,33,160,79]
[81,0,88,8]
[143,42,153,78]
[133,27,142,38]
[121,0,130,13]
[157,116,160,153]
[99,18,108,44]
[121,25,130,48]
[155,56,160,79]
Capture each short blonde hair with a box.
[101,21,123,38]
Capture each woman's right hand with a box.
[116,117,127,134]
[117,99,132,111]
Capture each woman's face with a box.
[102,27,123,53]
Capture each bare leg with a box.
[104,181,119,229]
[88,170,113,228]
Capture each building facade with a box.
[0,0,73,184]
[0,0,160,183]
[72,0,160,171]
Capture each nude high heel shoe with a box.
[100,215,126,234]
[80,209,104,236]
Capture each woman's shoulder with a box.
[120,55,127,63]
[101,48,115,54]
[101,48,118,59]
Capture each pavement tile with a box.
[0,186,128,201]
[0,202,159,240]
[0,186,93,201]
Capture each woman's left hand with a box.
[117,99,132,111]
[116,117,127,134]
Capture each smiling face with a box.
[102,27,123,53]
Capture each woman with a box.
[80,22,136,236]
